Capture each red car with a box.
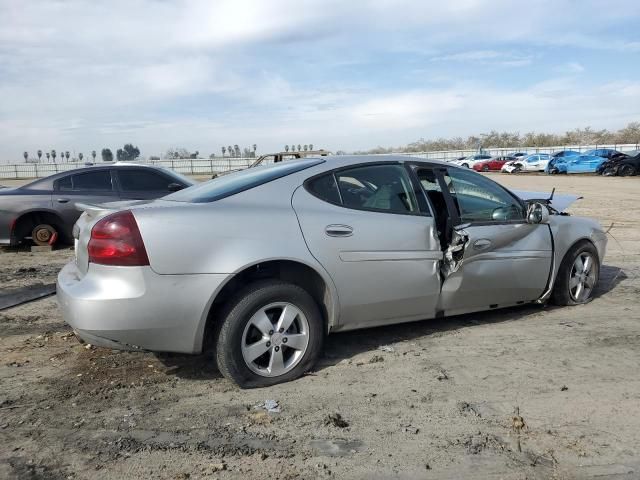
[473,155,515,172]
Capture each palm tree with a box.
[195,150,199,158]
[297,144,301,152]
[285,145,289,152]
[23,151,28,162]
[78,152,84,162]
[222,146,226,157]
[228,145,233,158]
[234,144,240,157]
[252,144,257,153]
[37,149,42,162]
[91,150,96,161]
[291,144,296,152]
[303,145,308,151]
[51,150,57,162]
[309,144,313,150]
[46,152,50,162]
[65,151,70,162]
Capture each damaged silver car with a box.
[57,156,607,388]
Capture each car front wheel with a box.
[215,280,324,388]
[552,241,599,306]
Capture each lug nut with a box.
[274,346,280,352]
[279,328,284,333]
[266,342,271,347]
[282,337,288,343]
[269,330,274,335]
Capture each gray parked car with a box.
[57,156,607,388]
[0,164,193,246]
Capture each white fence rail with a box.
[1,143,638,180]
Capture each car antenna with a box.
[548,188,555,202]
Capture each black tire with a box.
[482,165,489,172]
[551,241,600,306]
[462,163,469,168]
[619,164,636,177]
[31,224,57,246]
[215,279,324,388]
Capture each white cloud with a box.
[0,0,639,159]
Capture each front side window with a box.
[118,169,173,192]
[306,164,420,215]
[58,170,113,191]
[446,168,524,222]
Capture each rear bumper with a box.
[56,261,230,354]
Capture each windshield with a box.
[165,158,324,203]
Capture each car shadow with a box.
[159,264,626,381]
[154,351,223,380]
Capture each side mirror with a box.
[167,182,185,192]
[527,202,550,224]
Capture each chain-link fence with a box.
[1,143,639,179]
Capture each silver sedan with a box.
[57,156,607,388]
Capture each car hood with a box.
[512,190,581,212]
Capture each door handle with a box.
[56,198,69,203]
[325,224,353,237]
[473,239,492,250]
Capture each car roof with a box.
[295,154,451,169]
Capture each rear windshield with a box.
[165,158,324,203]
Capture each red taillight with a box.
[88,210,149,266]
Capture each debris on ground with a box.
[379,345,395,353]
[457,401,481,417]
[324,412,349,428]
[436,370,449,381]
[561,385,568,391]
[255,399,281,413]
[402,424,420,434]
[369,355,384,364]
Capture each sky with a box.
[1,0,640,161]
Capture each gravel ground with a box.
[1,173,639,479]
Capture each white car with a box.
[501,154,552,173]
[450,154,493,169]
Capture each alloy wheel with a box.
[241,302,310,377]
[569,252,597,302]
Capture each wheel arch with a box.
[195,258,339,353]
[13,209,66,243]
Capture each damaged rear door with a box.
[414,166,553,316]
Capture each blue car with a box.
[546,151,581,173]
[584,148,622,159]
[548,154,608,174]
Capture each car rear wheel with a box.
[215,280,324,388]
[31,224,57,246]
[462,163,469,168]
[551,241,599,306]
[482,165,489,172]
[619,164,636,176]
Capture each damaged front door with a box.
[415,166,553,316]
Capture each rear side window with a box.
[165,159,324,203]
[307,164,421,215]
[58,170,113,191]
[118,169,172,192]
[306,174,341,204]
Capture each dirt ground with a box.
[1,173,639,479]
